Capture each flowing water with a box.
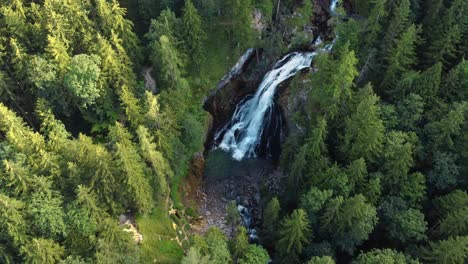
[215,52,317,160]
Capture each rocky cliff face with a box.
[203,49,271,148]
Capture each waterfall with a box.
[215,52,317,160]
[215,0,339,161]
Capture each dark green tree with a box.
[341,84,384,162]
[320,195,377,254]
[182,0,206,66]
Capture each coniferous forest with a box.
[0,0,467,263]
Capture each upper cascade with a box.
[214,0,340,161]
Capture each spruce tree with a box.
[341,84,384,162]
[182,0,206,66]
[277,209,311,257]
[422,236,468,264]
[320,195,378,254]
[109,123,153,214]
[20,238,64,264]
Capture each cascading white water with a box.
[216,0,340,161]
[216,52,317,160]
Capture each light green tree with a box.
[277,209,311,256]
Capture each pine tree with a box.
[320,195,377,254]
[222,0,255,48]
[396,93,424,131]
[425,102,467,152]
[380,0,411,55]
[27,187,66,239]
[204,227,232,264]
[428,151,460,191]
[363,0,388,49]
[277,209,311,257]
[137,126,172,199]
[20,238,64,264]
[387,208,428,243]
[308,46,358,119]
[230,226,249,260]
[63,54,102,108]
[441,60,468,101]
[422,236,468,264]
[109,123,153,214]
[353,248,419,264]
[423,0,467,67]
[346,158,368,194]
[182,0,206,66]
[181,247,210,264]
[381,131,416,193]
[300,187,333,226]
[119,85,144,128]
[155,35,186,89]
[262,197,280,247]
[433,190,468,238]
[413,63,442,102]
[341,84,384,162]
[308,256,336,264]
[239,245,269,264]
[0,194,27,248]
[381,24,418,90]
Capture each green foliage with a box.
[27,188,66,239]
[387,208,427,243]
[308,256,336,264]
[277,209,311,257]
[230,226,249,260]
[422,236,468,264]
[300,188,333,226]
[432,190,468,238]
[262,197,280,247]
[320,195,377,254]
[205,227,232,264]
[353,248,419,264]
[341,84,384,162]
[222,0,255,49]
[109,123,153,214]
[182,0,206,66]
[308,45,358,119]
[20,238,64,264]
[226,201,241,230]
[239,244,270,264]
[63,55,101,108]
[381,24,418,90]
[181,247,210,264]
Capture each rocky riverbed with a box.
[188,150,284,238]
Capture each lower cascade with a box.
[215,52,318,160]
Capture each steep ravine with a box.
[187,0,344,241]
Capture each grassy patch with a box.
[137,207,184,263]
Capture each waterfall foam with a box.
[215,52,317,160]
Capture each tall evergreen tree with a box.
[320,195,378,254]
[277,209,311,258]
[182,0,206,66]
[109,123,153,214]
[341,84,384,162]
[422,236,468,264]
